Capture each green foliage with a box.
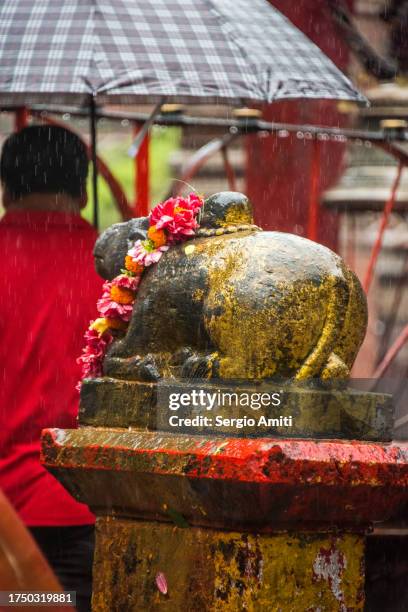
[82,126,181,231]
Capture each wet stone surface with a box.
[94,191,368,384]
[79,378,394,441]
[92,517,365,612]
[41,428,408,530]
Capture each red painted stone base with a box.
[41,429,408,530]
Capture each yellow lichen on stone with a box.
[294,274,347,380]
[193,288,205,302]
[198,231,366,381]
[92,518,365,612]
[222,203,253,227]
[212,531,364,611]
[184,244,196,255]
[333,268,368,369]
[204,243,339,379]
[106,227,367,383]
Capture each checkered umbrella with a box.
[0,0,365,106]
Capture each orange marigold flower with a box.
[147,225,167,248]
[124,255,144,275]
[106,317,128,331]
[110,285,135,305]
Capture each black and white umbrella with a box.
[0,0,366,227]
[0,0,365,106]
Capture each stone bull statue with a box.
[94,192,367,382]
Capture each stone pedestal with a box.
[93,519,364,611]
[40,190,408,610]
[41,419,408,611]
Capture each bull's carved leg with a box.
[104,354,162,382]
[180,351,220,379]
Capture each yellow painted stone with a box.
[223,203,253,227]
[202,233,366,380]
[92,518,364,611]
[184,244,196,255]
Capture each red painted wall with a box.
[246,0,353,250]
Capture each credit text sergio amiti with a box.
[167,389,293,429]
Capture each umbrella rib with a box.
[202,0,261,97]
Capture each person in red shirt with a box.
[0,125,103,611]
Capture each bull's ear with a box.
[93,217,149,280]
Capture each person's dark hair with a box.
[0,125,88,200]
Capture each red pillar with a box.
[14,107,29,132]
[307,140,322,242]
[133,124,150,217]
[246,0,353,250]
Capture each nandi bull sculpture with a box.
[94,192,367,384]
[43,195,406,612]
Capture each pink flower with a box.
[149,193,204,244]
[155,572,168,595]
[187,193,204,214]
[111,274,140,291]
[97,281,134,321]
[77,327,112,382]
[128,240,169,267]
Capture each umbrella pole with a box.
[89,95,99,230]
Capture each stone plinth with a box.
[40,193,408,609]
[41,429,408,529]
[41,426,408,610]
[92,519,364,611]
[79,378,394,442]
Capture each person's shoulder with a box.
[69,214,98,233]
[0,211,16,227]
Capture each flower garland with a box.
[77,193,204,386]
